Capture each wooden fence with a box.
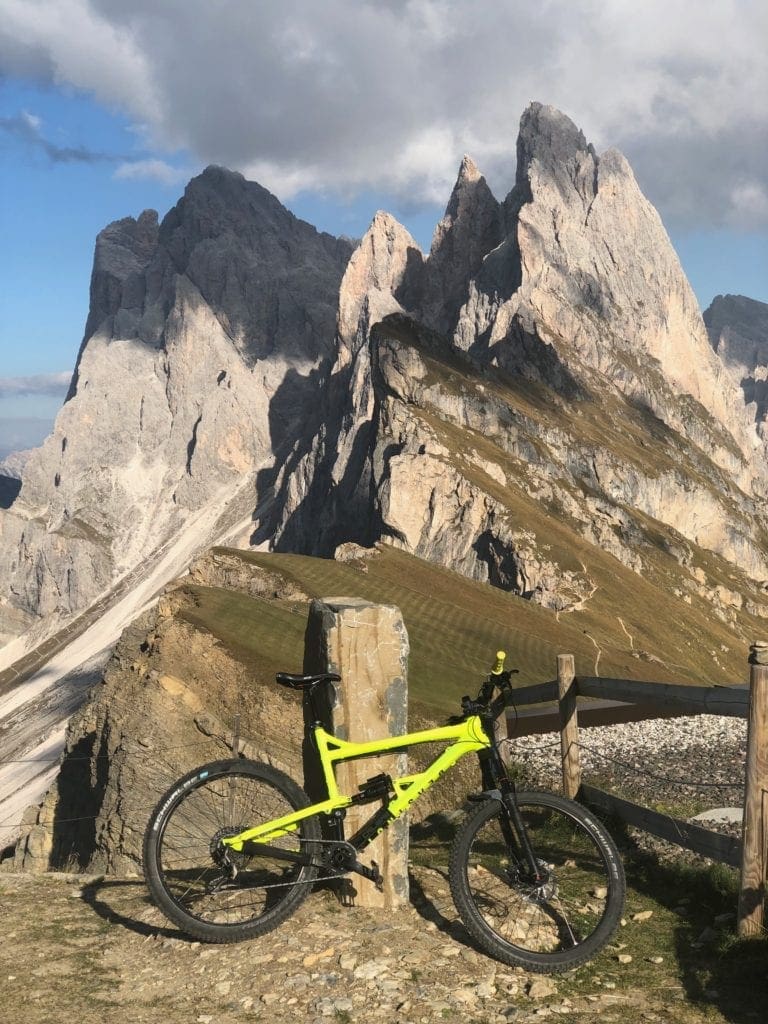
[501,643,768,939]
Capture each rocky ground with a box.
[2,713,763,1024]
[510,714,747,818]
[0,864,734,1024]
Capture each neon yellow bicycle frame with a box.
[222,715,492,853]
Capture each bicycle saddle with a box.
[275,671,341,690]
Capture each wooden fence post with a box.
[738,641,768,937]
[494,714,511,767]
[558,654,581,799]
[302,597,409,910]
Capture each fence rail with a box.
[503,644,766,939]
[580,783,742,868]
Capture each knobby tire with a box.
[449,790,625,973]
[143,759,321,943]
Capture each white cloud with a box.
[0,0,156,115]
[730,181,768,228]
[113,158,192,185]
[21,110,41,130]
[0,372,71,397]
[0,0,766,228]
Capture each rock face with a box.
[269,104,768,612]
[2,104,768,649]
[0,169,352,646]
[704,294,768,435]
[12,573,309,874]
[450,105,759,482]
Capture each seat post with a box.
[306,682,328,730]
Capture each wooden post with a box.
[557,654,581,799]
[302,597,409,910]
[738,641,768,937]
[494,714,511,767]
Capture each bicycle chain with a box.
[220,837,357,892]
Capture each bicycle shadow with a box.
[79,876,190,942]
[407,815,479,948]
[79,874,368,943]
[407,865,479,953]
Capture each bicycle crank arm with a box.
[350,858,383,891]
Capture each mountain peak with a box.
[337,212,424,351]
[197,163,245,183]
[514,102,595,194]
[457,153,481,182]
[422,155,502,334]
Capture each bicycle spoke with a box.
[450,792,624,970]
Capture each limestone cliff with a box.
[0,169,352,646]
[704,294,768,435]
[2,105,767,652]
[270,106,768,613]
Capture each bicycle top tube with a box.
[313,715,491,803]
[222,716,492,853]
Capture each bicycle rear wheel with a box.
[143,759,321,943]
[449,791,625,973]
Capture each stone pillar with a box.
[303,597,409,909]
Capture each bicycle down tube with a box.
[221,716,490,855]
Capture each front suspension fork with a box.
[498,785,545,882]
[480,745,544,883]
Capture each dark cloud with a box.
[620,121,768,232]
[0,1,766,229]
[0,111,113,162]
[0,111,190,182]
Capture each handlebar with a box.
[490,650,506,676]
[452,650,519,723]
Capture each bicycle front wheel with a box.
[143,759,321,943]
[449,791,625,973]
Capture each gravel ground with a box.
[506,714,747,816]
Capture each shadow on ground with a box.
[614,825,768,1024]
[80,877,185,942]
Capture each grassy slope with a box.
[177,326,764,715]
[177,544,751,719]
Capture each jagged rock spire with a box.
[423,154,502,335]
[337,211,424,359]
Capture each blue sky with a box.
[1,1,767,448]
[0,81,449,380]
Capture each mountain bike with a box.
[143,652,625,973]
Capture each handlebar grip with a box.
[490,650,506,676]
